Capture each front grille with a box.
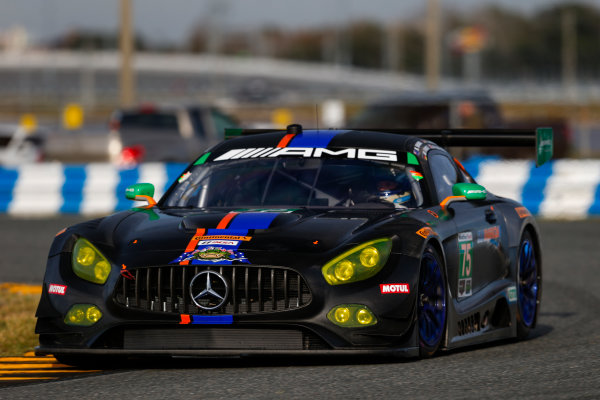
[113,265,312,315]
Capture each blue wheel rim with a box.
[518,239,538,327]
[418,252,446,348]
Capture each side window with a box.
[429,153,458,202]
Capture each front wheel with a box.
[418,245,447,357]
[516,231,540,339]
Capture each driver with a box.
[376,173,413,209]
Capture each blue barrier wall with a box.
[1,159,599,218]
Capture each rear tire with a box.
[516,231,540,339]
[417,245,447,357]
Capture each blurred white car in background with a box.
[0,124,45,166]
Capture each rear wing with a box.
[363,127,553,167]
[225,126,553,167]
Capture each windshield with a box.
[164,158,424,209]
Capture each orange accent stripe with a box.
[453,157,467,173]
[180,314,191,324]
[216,212,239,229]
[440,195,466,212]
[179,228,206,265]
[277,133,295,148]
[184,228,206,252]
[134,195,157,206]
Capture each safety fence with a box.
[0,159,599,218]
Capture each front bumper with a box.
[36,250,421,356]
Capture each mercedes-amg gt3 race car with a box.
[35,125,553,365]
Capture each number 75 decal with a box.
[458,231,473,298]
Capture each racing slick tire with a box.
[417,245,447,357]
[516,231,540,339]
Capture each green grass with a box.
[0,284,40,356]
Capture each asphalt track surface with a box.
[0,216,599,399]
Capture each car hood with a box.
[107,207,400,268]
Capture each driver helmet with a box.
[376,175,412,208]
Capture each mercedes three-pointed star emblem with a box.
[189,270,230,310]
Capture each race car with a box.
[35,125,553,365]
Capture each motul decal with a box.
[48,284,67,295]
[380,283,410,294]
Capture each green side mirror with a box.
[452,183,487,201]
[125,183,156,206]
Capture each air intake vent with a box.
[114,265,312,315]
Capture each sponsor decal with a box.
[458,231,473,298]
[413,141,423,156]
[48,284,67,295]
[458,231,473,241]
[427,209,439,219]
[380,283,410,294]
[213,147,398,162]
[515,206,530,218]
[507,286,517,303]
[410,171,424,181]
[477,226,500,246]
[416,227,436,238]
[458,312,481,336]
[174,246,249,264]
[178,171,192,183]
[197,240,239,246]
[483,226,500,240]
[201,235,252,241]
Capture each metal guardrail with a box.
[1,51,599,102]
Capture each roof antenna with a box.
[315,104,319,132]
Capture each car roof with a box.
[208,129,430,157]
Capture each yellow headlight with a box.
[64,304,103,326]
[356,308,374,325]
[327,304,378,328]
[334,261,355,281]
[334,307,351,323]
[72,238,112,284]
[359,246,379,268]
[76,246,96,266]
[322,238,392,285]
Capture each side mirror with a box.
[440,183,487,212]
[125,183,157,207]
[452,183,487,200]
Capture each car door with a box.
[427,150,509,301]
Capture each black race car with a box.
[35,125,553,365]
